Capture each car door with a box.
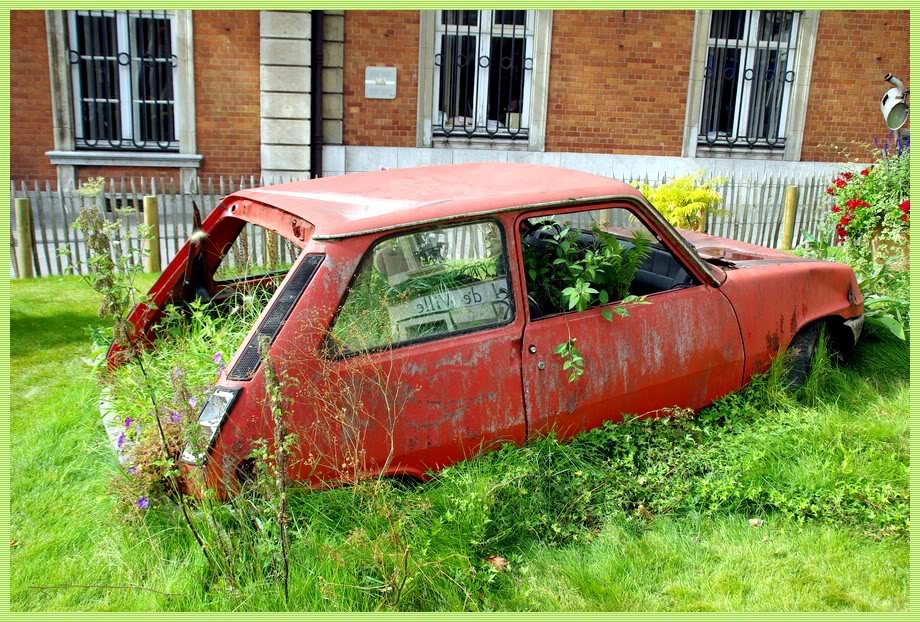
[322,217,528,480]
[517,204,744,440]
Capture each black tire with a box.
[786,323,820,389]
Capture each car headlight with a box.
[180,386,240,465]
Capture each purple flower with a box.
[127,466,138,476]
[136,497,149,510]
[117,432,126,449]
[169,411,182,423]
[189,397,197,409]
[124,417,133,429]
[212,352,223,365]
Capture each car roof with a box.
[230,162,644,239]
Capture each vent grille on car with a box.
[227,254,324,381]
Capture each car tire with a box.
[785,322,820,390]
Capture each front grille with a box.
[227,254,324,381]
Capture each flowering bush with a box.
[811,134,911,341]
[828,140,909,247]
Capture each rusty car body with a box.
[108,163,865,492]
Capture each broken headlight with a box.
[180,386,240,465]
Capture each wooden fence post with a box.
[143,194,161,273]
[781,185,800,250]
[15,197,34,278]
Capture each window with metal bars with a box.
[67,10,179,151]
[432,10,534,141]
[698,10,800,151]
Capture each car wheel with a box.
[785,323,819,389]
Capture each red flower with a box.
[842,172,854,180]
[836,225,848,239]
[831,205,841,213]
[839,214,852,226]
[834,178,847,188]
[860,168,870,176]
[900,199,910,214]
[826,186,836,195]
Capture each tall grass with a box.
[10,276,909,611]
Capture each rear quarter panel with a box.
[719,259,863,382]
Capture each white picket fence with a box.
[9,172,834,278]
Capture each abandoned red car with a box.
[109,163,864,492]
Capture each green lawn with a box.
[10,276,909,612]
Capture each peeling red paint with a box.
[108,164,865,494]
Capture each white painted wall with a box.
[322,145,843,184]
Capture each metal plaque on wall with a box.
[365,66,397,99]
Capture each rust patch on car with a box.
[766,331,780,355]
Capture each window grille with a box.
[67,10,179,151]
[432,10,534,141]
[698,10,800,151]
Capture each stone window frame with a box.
[681,10,819,161]
[416,9,553,152]
[44,10,200,187]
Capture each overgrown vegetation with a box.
[522,219,652,380]
[10,276,909,610]
[636,172,729,231]
[802,133,910,342]
[522,221,650,316]
[9,174,909,611]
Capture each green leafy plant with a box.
[523,222,650,317]
[523,221,652,383]
[636,172,728,231]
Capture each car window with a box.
[213,223,302,283]
[520,207,698,320]
[331,220,513,353]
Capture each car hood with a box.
[678,229,806,265]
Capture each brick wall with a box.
[545,10,694,156]
[343,11,419,147]
[194,11,261,177]
[801,10,910,162]
[11,11,56,182]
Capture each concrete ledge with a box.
[323,145,843,181]
[47,150,203,168]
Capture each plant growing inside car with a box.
[523,221,651,381]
